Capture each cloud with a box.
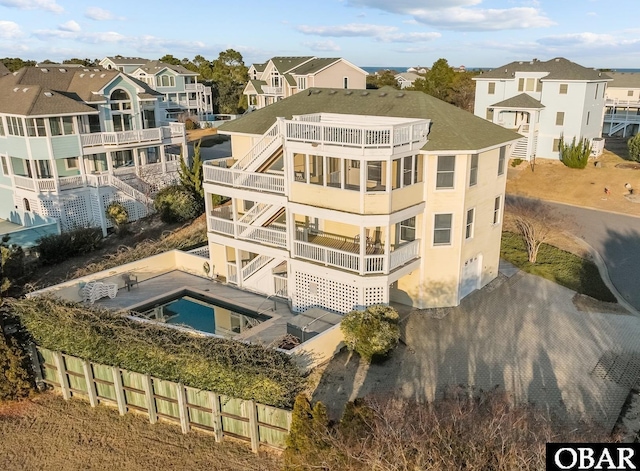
[344,0,553,31]
[297,23,396,38]
[0,20,22,39]
[84,6,123,21]
[33,29,127,44]
[0,0,62,13]
[303,40,341,52]
[58,20,81,32]
[297,23,440,43]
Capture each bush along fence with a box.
[36,347,291,452]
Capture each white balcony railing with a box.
[284,119,429,151]
[58,175,85,190]
[203,164,285,194]
[208,216,235,236]
[294,240,361,273]
[274,274,288,297]
[14,176,36,191]
[237,223,287,248]
[389,239,420,270]
[227,262,238,284]
[81,124,185,148]
[262,86,283,95]
[185,83,205,92]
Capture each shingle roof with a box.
[290,58,340,75]
[396,72,421,81]
[0,62,10,77]
[607,72,640,88]
[284,74,297,86]
[247,79,266,94]
[252,63,267,72]
[0,66,153,115]
[106,56,149,65]
[220,87,521,152]
[270,57,314,74]
[137,60,197,75]
[476,57,611,81]
[491,93,545,109]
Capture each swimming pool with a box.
[131,289,270,336]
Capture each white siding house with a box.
[474,58,611,160]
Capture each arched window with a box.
[23,198,30,211]
[109,89,133,132]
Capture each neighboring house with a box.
[128,61,214,120]
[407,67,428,74]
[243,56,367,110]
[99,56,149,74]
[203,87,520,313]
[0,66,187,235]
[603,72,640,137]
[100,57,214,120]
[474,57,611,160]
[395,72,421,89]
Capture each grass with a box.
[501,232,617,303]
[0,393,281,471]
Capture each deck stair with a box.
[231,122,282,172]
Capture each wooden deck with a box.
[306,233,384,255]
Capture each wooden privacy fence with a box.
[37,347,291,452]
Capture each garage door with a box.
[459,255,481,300]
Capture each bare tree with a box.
[506,197,560,263]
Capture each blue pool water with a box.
[133,291,269,336]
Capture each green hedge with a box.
[37,227,103,265]
[12,296,305,408]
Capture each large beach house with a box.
[603,72,640,138]
[100,56,214,119]
[0,66,187,236]
[244,57,367,110]
[203,88,520,312]
[474,57,611,161]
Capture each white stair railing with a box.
[109,175,154,207]
[232,121,281,171]
[238,203,269,224]
[241,254,272,280]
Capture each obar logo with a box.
[547,444,639,470]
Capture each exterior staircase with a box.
[240,255,286,295]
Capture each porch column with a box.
[359,226,366,276]
[49,156,60,193]
[231,198,238,239]
[134,148,140,176]
[235,248,243,287]
[106,151,114,174]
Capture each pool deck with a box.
[91,270,322,346]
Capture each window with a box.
[556,112,565,126]
[498,146,506,176]
[403,155,413,186]
[49,117,75,136]
[0,117,4,136]
[469,154,478,187]
[157,75,175,87]
[518,78,524,92]
[23,198,30,212]
[486,108,494,121]
[586,112,590,126]
[553,139,561,152]
[628,90,634,97]
[64,157,79,170]
[414,155,423,183]
[559,84,568,94]
[392,158,401,190]
[343,77,348,89]
[526,78,535,92]
[344,159,360,191]
[595,84,599,99]
[436,155,455,189]
[488,82,495,94]
[433,214,452,246]
[309,154,323,185]
[297,77,306,90]
[536,79,543,92]
[493,196,501,224]
[7,116,24,136]
[26,118,46,137]
[399,217,416,242]
[293,153,306,182]
[465,208,475,239]
[1,156,8,175]
[367,161,384,191]
[35,159,51,178]
[327,157,341,188]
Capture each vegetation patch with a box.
[11,296,305,408]
[559,135,592,169]
[501,231,616,302]
[284,390,611,471]
[37,227,103,266]
[340,305,400,363]
[154,184,201,223]
[70,215,207,278]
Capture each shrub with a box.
[340,305,400,362]
[284,395,330,469]
[510,158,523,167]
[154,185,200,223]
[12,296,305,407]
[559,135,592,169]
[0,333,33,400]
[184,118,199,130]
[629,133,640,162]
[37,227,102,265]
[106,201,129,234]
[1,236,26,296]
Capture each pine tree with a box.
[179,140,205,212]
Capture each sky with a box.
[0,0,639,69]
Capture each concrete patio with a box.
[312,269,640,430]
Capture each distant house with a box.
[603,72,640,137]
[99,56,148,74]
[395,72,422,89]
[407,66,428,74]
[474,57,611,160]
[0,66,186,234]
[243,56,367,110]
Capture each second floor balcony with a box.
[262,86,283,95]
[80,123,185,151]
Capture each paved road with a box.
[537,200,640,310]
